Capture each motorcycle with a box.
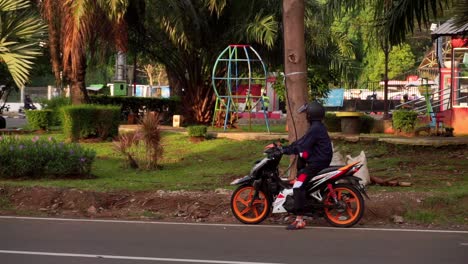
[230,143,368,227]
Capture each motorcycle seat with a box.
[318,166,343,174]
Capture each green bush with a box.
[324,113,341,132]
[25,110,52,130]
[38,96,71,126]
[187,125,207,137]
[88,95,181,124]
[392,110,418,133]
[0,135,95,178]
[62,104,120,141]
[360,115,375,133]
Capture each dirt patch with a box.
[1,186,233,223]
[0,186,466,230]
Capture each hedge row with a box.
[62,104,121,141]
[25,110,53,130]
[88,95,181,124]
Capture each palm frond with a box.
[0,42,40,87]
[0,1,46,88]
[0,0,29,12]
[204,0,227,17]
[376,0,447,45]
[97,0,128,20]
[4,14,46,39]
[245,14,278,49]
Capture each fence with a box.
[4,87,48,103]
[342,81,424,101]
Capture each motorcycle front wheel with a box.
[324,184,364,227]
[230,185,271,224]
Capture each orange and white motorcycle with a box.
[230,143,368,227]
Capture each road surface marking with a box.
[0,215,467,234]
[0,250,283,264]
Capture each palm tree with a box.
[0,0,46,88]
[38,0,130,104]
[61,0,130,104]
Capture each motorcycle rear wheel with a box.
[231,185,271,224]
[324,184,364,227]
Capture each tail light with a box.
[350,164,363,174]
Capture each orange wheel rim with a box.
[232,186,268,223]
[325,187,361,225]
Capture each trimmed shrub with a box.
[62,104,120,141]
[187,125,207,137]
[392,110,418,133]
[89,95,181,124]
[25,110,52,130]
[0,135,95,178]
[360,115,375,134]
[324,113,341,132]
[38,96,71,126]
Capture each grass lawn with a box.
[1,132,277,191]
[2,131,466,192]
[1,131,467,225]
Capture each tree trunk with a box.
[41,0,62,89]
[70,54,89,105]
[282,0,309,179]
[167,69,184,97]
[383,41,390,120]
[184,83,215,124]
[48,10,62,89]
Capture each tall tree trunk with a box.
[184,82,215,124]
[283,0,309,179]
[167,69,183,97]
[382,40,390,120]
[49,28,62,89]
[70,54,88,105]
[41,0,62,89]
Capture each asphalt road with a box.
[0,216,467,264]
[2,117,26,129]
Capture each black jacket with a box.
[282,120,332,168]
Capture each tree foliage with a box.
[363,43,416,81]
[0,0,46,88]
[39,0,129,105]
[133,0,282,124]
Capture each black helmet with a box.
[306,101,325,122]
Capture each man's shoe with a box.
[286,220,306,230]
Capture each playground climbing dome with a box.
[211,44,270,132]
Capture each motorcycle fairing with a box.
[230,175,253,185]
[306,162,360,191]
[271,162,362,213]
[249,158,268,176]
[272,188,293,213]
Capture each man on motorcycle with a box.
[278,101,333,230]
[24,95,36,110]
